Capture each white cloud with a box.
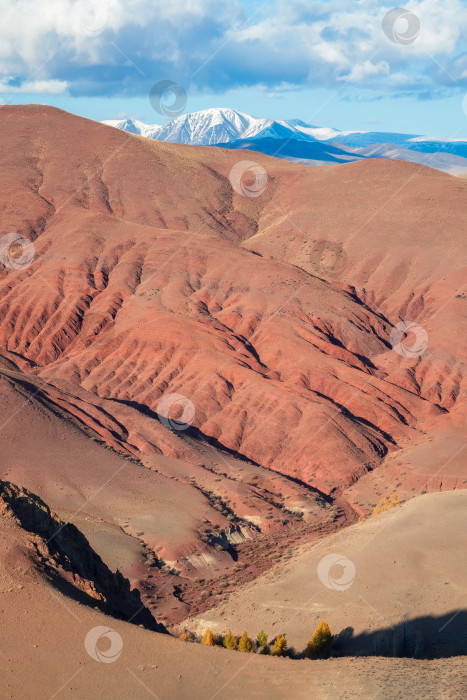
[0,0,465,96]
[0,79,68,94]
[340,60,389,83]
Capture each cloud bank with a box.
[0,0,465,99]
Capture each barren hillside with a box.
[0,105,465,698]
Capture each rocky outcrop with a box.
[0,480,165,632]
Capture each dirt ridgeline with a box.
[0,479,163,632]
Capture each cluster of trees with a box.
[180,621,334,659]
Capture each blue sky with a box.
[1,0,467,138]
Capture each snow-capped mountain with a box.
[156,108,279,144]
[102,108,467,175]
[104,109,315,145]
[102,117,162,140]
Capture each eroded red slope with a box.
[0,105,465,498]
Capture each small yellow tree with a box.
[306,621,333,657]
[371,493,400,517]
[272,634,287,656]
[238,629,252,652]
[201,628,215,646]
[257,630,268,648]
[179,632,194,642]
[223,629,237,650]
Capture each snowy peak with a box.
[102,108,320,146]
[102,118,142,134]
[157,108,258,145]
[155,108,295,145]
[101,107,467,175]
[102,118,162,139]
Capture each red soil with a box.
[0,105,465,624]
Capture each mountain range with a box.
[103,107,467,174]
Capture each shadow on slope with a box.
[335,611,467,659]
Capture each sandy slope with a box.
[0,485,465,700]
[2,582,464,700]
[183,491,467,656]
